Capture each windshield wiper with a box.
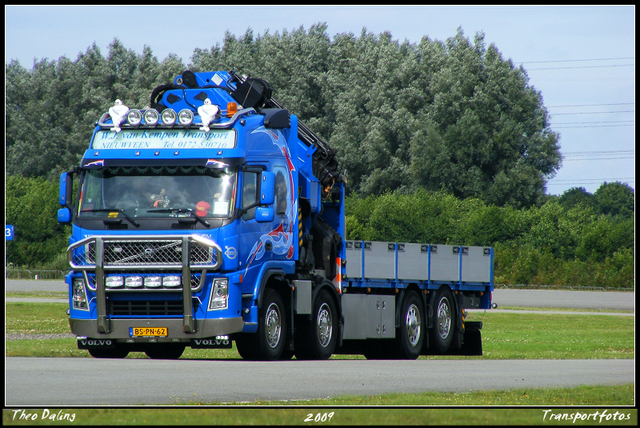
[80,208,140,228]
[146,208,211,227]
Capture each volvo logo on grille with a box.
[144,248,155,257]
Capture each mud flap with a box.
[449,321,483,356]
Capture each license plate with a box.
[129,327,168,337]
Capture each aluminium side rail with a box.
[344,241,494,290]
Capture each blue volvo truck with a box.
[58,70,494,360]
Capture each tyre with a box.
[296,288,338,360]
[256,288,287,361]
[430,286,456,354]
[144,344,185,360]
[395,291,424,359]
[88,348,129,359]
[235,334,259,360]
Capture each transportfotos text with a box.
[542,409,632,423]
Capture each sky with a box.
[5,5,635,196]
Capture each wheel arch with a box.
[395,283,424,329]
[256,269,289,309]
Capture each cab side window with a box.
[274,169,288,216]
[242,171,258,220]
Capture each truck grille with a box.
[107,299,199,317]
[86,240,213,266]
[68,235,222,270]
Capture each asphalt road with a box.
[5,357,634,406]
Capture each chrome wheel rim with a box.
[436,297,451,340]
[405,303,421,347]
[265,302,282,349]
[316,303,332,348]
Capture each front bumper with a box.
[70,317,244,342]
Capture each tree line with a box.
[5,24,633,288]
[7,23,560,207]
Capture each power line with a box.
[548,103,634,108]
[548,177,634,184]
[562,156,633,159]
[552,110,634,115]
[553,124,633,129]
[527,64,634,70]
[518,57,634,64]
[552,121,634,125]
[562,150,634,155]
[560,150,634,160]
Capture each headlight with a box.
[163,275,182,288]
[127,109,142,126]
[144,109,160,126]
[178,109,194,126]
[145,276,162,288]
[161,109,177,126]
[209,278,229,310]
[105,276,124,288]
[72,278,89,310]
[125,276,143,288]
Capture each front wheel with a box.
[395,291,425,359]
[236,289,288,361]
[259,288,289,360]
[430,287,456,354]
[88,348,129,359]
[144,344,185,360]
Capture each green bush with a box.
[345,189,634,289]
[5,175,70,268]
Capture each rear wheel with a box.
[395,291,424,359]
[430,287,455,354]
[296,288,338,360]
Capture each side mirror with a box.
[58,208,71,224]
[260,171,275,205]
[255,207,274,223]
[59,172,73,208]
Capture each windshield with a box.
[77,166,236,220]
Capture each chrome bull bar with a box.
[67,235,222,334]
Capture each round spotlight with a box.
[161,109,177,126]
[127,109,142,126]
[144,109,160,126]
[178,109,194,126]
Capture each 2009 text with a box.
[304,412,335,423]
